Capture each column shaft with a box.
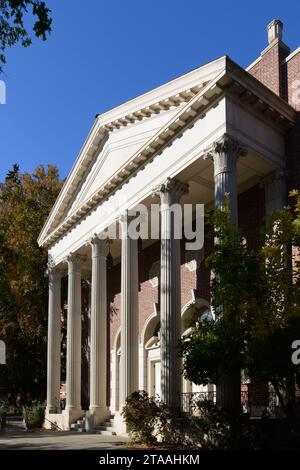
[120,214,139,407]
[155,178,188,407]
[89,237,108,421]
[46,268,61,414]
[211,134,246,411]
[66,254,82,411]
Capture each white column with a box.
[89,236,109,423]
[212,133,246,224]
[263,168,286,215]
[65,253,83,415]
[46,267,61,414]
[154,178,188,407]
[110,350,117,414]
[210,133,247,411]
[119,213,139,408]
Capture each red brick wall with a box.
[108,239,211,347]
[286,51,300,110]
[238,184,265,250]
[286,51,300,191]
[108,185,264,348]
[248,42,290,97]
[249,43,300,192]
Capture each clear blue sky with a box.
[1,0,300,181]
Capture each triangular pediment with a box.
[63,107,181,219]
[41,55,294,248]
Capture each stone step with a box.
[97,429,117,436]
[95,424,115,431]
[70,423,80,430]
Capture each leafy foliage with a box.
[121,390,159,444]
[179,193,300,419]
[0,164,62,399]
[0,0,52,72]
[23,399,45,428]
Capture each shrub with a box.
[23,400,46,429]
[194,400,231,449]
[122,391,159,444]
[157,403,201,447]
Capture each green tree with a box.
[179,193,300,421]
[0,0,52,72]
[246,194,300,419]
[0,164,62,400]
[179,200,260,412]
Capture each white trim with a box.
[246,55,263,71]
[113,326,121,351]
[181,297,209,317]
[140,306,159,344]
[284,46,300,63]
[97,56,226,127]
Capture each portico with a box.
[39,55,295,432]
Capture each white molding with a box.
[246,55,262,71]
[284,46,300,63]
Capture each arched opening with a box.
[138,299,215,403]
[140,311,160,398]
[181,299,215,410]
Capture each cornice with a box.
[39,57,296,249]
[38,88,203,245]
[39,73,226,248]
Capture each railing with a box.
[44,417,63,431]
[241,390,286,418]
[180,390,287,418]
[181,391,216,414]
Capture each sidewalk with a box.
[0,420,128,450]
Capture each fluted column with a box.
[262,168,286,215]
[212,133,246,224]
[154,178,188,407]
[89,236,109,423]
[65,253,83,413]
[210,133,247,411]
[46,267,61,414]
[119,213,139,408]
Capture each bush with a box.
[123,391,205,448]
[122,391,159,444]
[194,400,232,449]
[158,403,201,447]
[23,400,46,429]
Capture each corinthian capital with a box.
[204,133,247,161]
[46,265,62,282]
[213,133,247,157]
[65,252,86,272]
[89,234,107,256]
[153,178,189,205]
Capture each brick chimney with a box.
[247,19,290,97]
[267,19,283,44]
[247,21,300,193]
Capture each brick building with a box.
[38,20,300,432]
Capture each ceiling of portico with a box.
[68,150,276,268]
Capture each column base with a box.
[44,411,64,430]
[113,411,128,436]
[62,406,84,430]
[88,406,110,428]
[46,405,59,415]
